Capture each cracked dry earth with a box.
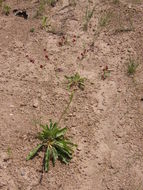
[0,0,143,190]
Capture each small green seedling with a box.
[35,0,45,17]
[83,6,95,31]
[41,16,48,29]
[127,59,138,75]
[65,73,85,90]
[30,28,35,33]
[99,12,111,27]
[101,66,110,80]
[3,4,11,15]
[7,147,12,157]
[27,120,76,172]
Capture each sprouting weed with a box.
[3,4,11,15]
[99,12,112,27]
[101,66,110,80]
[65,73,85,90]
[41,16,48,29]
[83,6,95,31]
[127,59,138,75]
[7,147,12,157]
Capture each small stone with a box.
[33,99,39,108]
[55,68,63,72]
[77,145,82,151]
[77,148,81,152]
[20,103,27,107]
[128,4,132,9]
[1,152,9,162]
[117,88,122,92]
[21,171,25,176]
[9,105,14,108]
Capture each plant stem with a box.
[57,92,74,125]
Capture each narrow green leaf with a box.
[64,140,77,147]
[52,147,58,166]
[45,124,49,130]
[55,142,72,159]
[55,128,67,138]
[58,152,70,164]
[49,120,53,129]
[40,124,46,129]
[52,126,60,138]
[52,122,58,129]
[26,144,43,160]
[51,123,58,134]
[59,141,73,154]
[45,147,50,172]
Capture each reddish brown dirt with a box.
[0,0,143,190]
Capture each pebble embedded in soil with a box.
[33,99,39,108]
[1,152,10,162]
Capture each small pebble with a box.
[33,99,39,108]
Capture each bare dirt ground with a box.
[0,0,143,189]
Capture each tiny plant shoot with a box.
[127,59,138,75]
[101,66,110,80]
[65,73,85,90]
[27,120,77,172]
[3,4,11,15]
[83,6,95,31]
[41,16,48,29]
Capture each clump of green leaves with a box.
[3,4,11,15]
[127,59,138,75]
[27,120,76,172]
[65,73,85,90]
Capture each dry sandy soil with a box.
[0,0,143,189]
